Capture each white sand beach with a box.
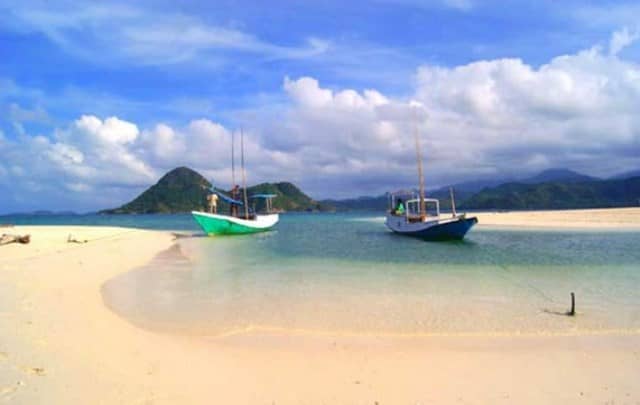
[1,216,639,404]
[474,207,640,229]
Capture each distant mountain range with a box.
[610,169,640,180]
[5,167,639,216]
[519,168,597,184]
[460,177,640,210]
[320,195,388,212]
[322,168,640,211]
[101,167,331,214]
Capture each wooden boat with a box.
[192,209,278,235]
[385,192,477,241]
[192,130,279,236]
[384,111,477,241]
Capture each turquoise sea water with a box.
[1,213,197,230]
[99,213,640,336]
[7,213,640,336]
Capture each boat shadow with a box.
[171,232,207,239]
[176,230,279,241]
[381,231,479,246]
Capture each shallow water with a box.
[101,213,640,337]
[1,212,198,230]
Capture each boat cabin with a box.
[388,191,440,222]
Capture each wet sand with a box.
[1,223,639,404]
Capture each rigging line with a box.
[241,128,249,220]
[231,130,235,188]
[495,262,556,303]
[413,107,426,220]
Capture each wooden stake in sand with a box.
[567,292,575,316]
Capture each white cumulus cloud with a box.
[2,29,640,212]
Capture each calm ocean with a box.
[7,213,640,336]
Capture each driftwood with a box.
[67,234,88,244]
[0,234,31,245]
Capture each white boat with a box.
[385,192,477,240]
[385,110,477,241]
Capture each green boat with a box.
[191,209,279,235]
[192,191,279,235]
[193,129,279,236]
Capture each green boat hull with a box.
[191,211,278,235]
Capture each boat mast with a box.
[414,108,426,220]
[231,131,236,193]
[241,128,249,219]
[450,187,457,217]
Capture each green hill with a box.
[460,177,640,210]
[101,167,330,214]
[102,167,211,214]
[247,182,333,212]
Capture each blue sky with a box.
[1,0,640,213]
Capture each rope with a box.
[494,262,555,303]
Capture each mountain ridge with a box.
[323,168,640,211]
[101,167,331,214]
[519,168,597,184]
[460,176,640,210]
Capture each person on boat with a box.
[207,193,218,214]
[231,185,240,216]
[395,199,405,215]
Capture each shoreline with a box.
[347,207,640,230]
[2,224,639,403]
[472,207,640,229]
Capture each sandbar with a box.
[473,207,640,229]
[1,224,639,404]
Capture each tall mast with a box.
[450,187,457,217]
[231,131,236,192]
[414,108,426,220]
[241,128,249,219]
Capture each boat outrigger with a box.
[191,129,280,236]
[385,110,477,241]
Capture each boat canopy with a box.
[249,194,277,199]
[210,189,244,206]
[249,193,276,213]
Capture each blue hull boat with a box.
[385,111,478,241]
[392,216,478,241]
[384,193,478,241]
